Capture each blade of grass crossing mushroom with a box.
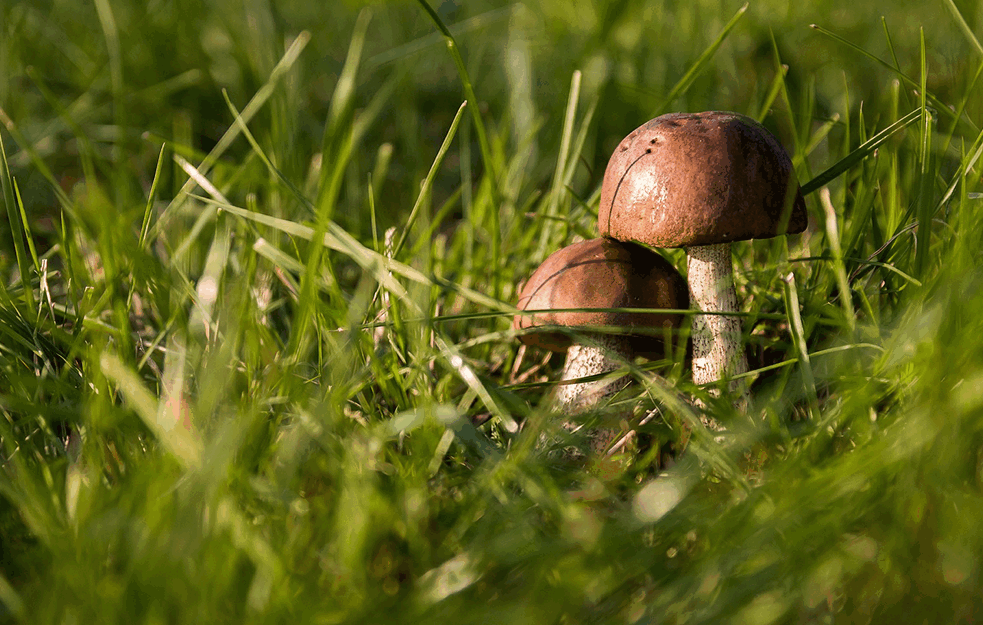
[651,3,748,117]
[782,272,820,421]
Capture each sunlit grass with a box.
[1,0,983,622]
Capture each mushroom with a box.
[598,111,807,407]
[514,237,688,420]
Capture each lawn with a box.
[2,0,983,622]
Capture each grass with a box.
[1,0,983,622]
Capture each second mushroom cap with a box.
[514,237,688,356]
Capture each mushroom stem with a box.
[554,335,632,411]
[553,334,633,454]
[686,243,750,409]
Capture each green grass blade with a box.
[139,144,167,250]
[754,63,788,122]
[801,109,920,195]
[942,0,983,57]
[415,0,503,296]
[914,28,933,279]
[819,188,856,333]
[415,0,500,192]
[99,351,202,469]
[782,272,819,421]
[151,30,310,240]
[393,100,468,260]
[536,70,582,258]
[13,180,40,280]
[202,195,512,314]
[652,3,748,117]
[0,571,25,623]
[810,23,972,131]
[0,133,34,310]
[0,110,77,222]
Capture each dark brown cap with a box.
[514,238,688,353]
[598,111,807,248]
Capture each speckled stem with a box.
[686,243,749,409]
[553,334,632,454]
[555,335,631,410]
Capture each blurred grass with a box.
[1,0,983,622]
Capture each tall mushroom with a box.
[598,112,807,406]
[514,238,688,422]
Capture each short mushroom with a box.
[514,237,688,417]
[598,111,807,406]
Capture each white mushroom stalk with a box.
[554,335,634,455]
[553,334,632,413]
[686,243,749,409]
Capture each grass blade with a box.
[100,352,202,469]
[801,109,920,195]
[782,272,819,421]
[415,0,503,296]
[151,31,310,239]
[754,63,788,122]
[393,101,468,260]
[942,0,983,57]
[652,3,748,117]
[536,70,582,258]
[819,188,856,333]
[0,133,34,310]
[914,28,933,279]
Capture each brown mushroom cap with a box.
[598,111,807,248]
[514,238,688,354]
